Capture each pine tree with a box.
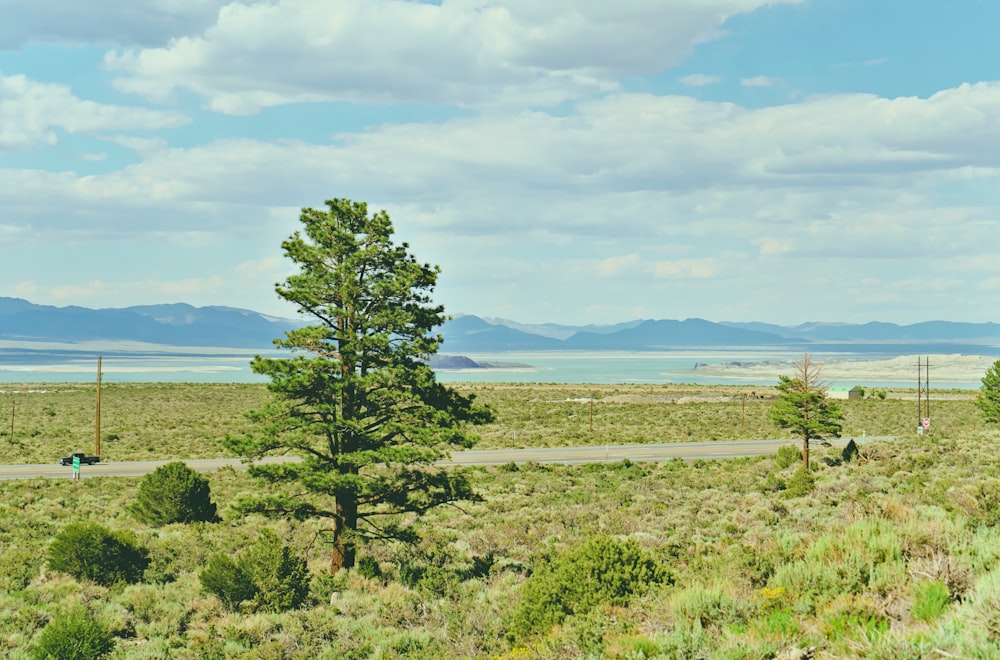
[770,353,843,470]
[227,199,491,571]
[978,359,1000,425]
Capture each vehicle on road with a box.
[58,452,100,466]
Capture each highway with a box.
[0,436,882,481]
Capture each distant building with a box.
[827,385,863,400]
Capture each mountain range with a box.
[1,297,999,353]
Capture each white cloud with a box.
[741,75,779,87]
[0,73,188,151]
[104,0,800,113]
[680,74,721,87]
[652,258,718,279]
[597,253,640,276]
[0,0,231,48]
[235,256,286,277]
[40,276,224,304]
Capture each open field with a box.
[2,412,1000,656]
[0,379,999,656]
[0,380,985,464]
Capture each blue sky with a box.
[2,0,999,325]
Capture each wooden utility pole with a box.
[917,356,930,434]
[590,395,594,432]
[9,399,13,443]
[95,356,102,458]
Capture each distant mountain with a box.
[720,320,1000,343]
[479,317,645,340]
[562,318,801,349]
[2,297,998,353]
[439,315,563,352]
[0,298,303,348]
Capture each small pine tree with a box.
[978,360,1000,426]
[32,606,115,659]
[200,530,310,613]
[199,554,258,611]
[241,530,311,613]
[48,523,148,586]
[131,461,217,525]
[510,536,670,640]
[770,354,843,470]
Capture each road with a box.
[0,436,883,481]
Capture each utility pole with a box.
[589,395,594,432]
[8,399,13,443]
[917,356,930,435]
[95,356,102,458]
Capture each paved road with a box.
[0,436,885,481]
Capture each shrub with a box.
[784,466,816,498]
[199,554,258,611]
[774,445,802,470]
[912,580,950,622]
[48,523,149,586]
[842,438,860,463]
[240,530,311,613]
[355,556,383,580]
[978,360,1000,425]
[131,461,217,525]
[31,606,115,659]
[509,535,670,640]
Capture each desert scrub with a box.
[131,461,218,525]
[30,605,115,659]
[201,529,310,613]
[47,522,149,586]
[508,535,670,641]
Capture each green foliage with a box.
[31,606,115,660]
[131,461,217,525]
[47,522,149,586]
[977,359,1000,425]
[911,580,950,622]
[355,556,383,580]
[199,530,309,612]
[774,444,802,469]
[784,466,816,498]
[240,530,311,612]
[509,535,670,640]
[199,554,257,611]
[229,198,493,569]
[770,357,844,470]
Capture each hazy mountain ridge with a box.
[1,298,998,352]
[0,298,303,348]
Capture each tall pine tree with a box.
[228,199,492,571]
[978,359,1000,426]
[770,353,843,470]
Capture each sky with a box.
[2,0,999,326]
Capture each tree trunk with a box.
[330,497,359,573]
[802,437,810,470]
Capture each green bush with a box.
[48,523,149,586]
[199,554,258,611]
[31,606,115,659]
[240,530,311,613]
[774,444,802,470]
[509,535,671,640]
[784,466,816,498]
[131,461,217,525]
[355,556,383,580]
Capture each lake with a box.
[0,343,986,389]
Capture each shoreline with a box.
[688,353,994,383]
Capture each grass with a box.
[0,382,980,463]
[1,381,999,657]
